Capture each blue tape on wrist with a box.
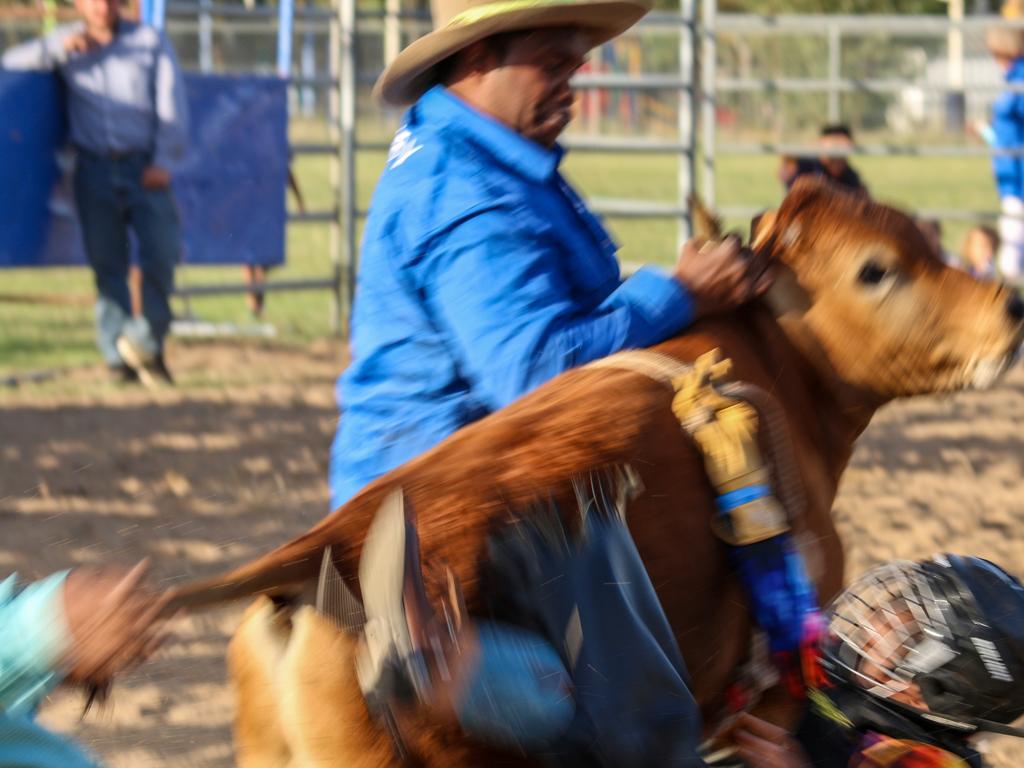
[716,484,770,513]
[730,535,820,652]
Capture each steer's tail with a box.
[160,486,386,617]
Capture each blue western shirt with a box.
[328,86,694,509]
[1,20,188,170]
[993,57,1024,199]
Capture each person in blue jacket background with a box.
[0,563,169,767]
[985,23,1024,283]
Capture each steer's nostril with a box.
[1009,291,1024,324]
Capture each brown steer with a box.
[166,178,1024,767]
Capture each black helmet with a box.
[819,555,1024,740]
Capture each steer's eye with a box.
[857,261,891,286]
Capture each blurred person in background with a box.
[817,124,869,197]
[0,562,171,767]
[735,554,1024,768]
[985,24,1024,284]
[1,0,189,388]
[961,225,1000,280]
[778,154,818,192]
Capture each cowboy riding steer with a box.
[164,180,1024,766]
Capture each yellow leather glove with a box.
[671,349,788,545]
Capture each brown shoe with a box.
[108,363,140,385]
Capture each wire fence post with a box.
[700,0,717,208]
[384,0,402,66]
[198,0,212,72]
[339,0,357,334]
[947,0,966,131]
[678,0,697,244]
[827,22,841,123]
[276,0,293,77]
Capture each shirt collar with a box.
[415,85,563,183]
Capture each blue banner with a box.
[0,71,66,267]
[0,71,289,268]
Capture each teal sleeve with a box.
[0,710,101,768]
[0,572,73,717]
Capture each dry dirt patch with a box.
[2,342,1022,766]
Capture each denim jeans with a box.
[455,622,576,751]
[73,150,180,367]
[471,475,706,766]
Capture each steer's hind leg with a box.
[281,606,398,767]
[229,597,294,768]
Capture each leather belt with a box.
[74,145,148,161]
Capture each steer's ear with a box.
[751,209,778,250]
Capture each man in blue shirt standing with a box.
[338,1,820,764]
[2,0,188,387]
[329,4,766,510]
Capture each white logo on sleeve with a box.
[387,127,423,169]
[972,637,1014,682]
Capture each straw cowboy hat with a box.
[375,0,652,106]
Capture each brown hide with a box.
[166,178,1024,766]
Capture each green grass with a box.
[0,124,1002,375]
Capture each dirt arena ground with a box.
[2,339,1023,767]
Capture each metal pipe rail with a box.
[292,142,340,155]
[167,1,334,20]
[355,198,687,221]
[717,204,998,223]
[291,76,340,89]
[563,137,693,153]
[589,198,688,218]
[720,143,1024,157]
[355,8,429,21]
[350,7,696,29]
[288,210,339,224]
[352,72,693,90]
[718,78,1024,95]
[329,200,991,224]
[573,74,692,90]
[174,277,339,297]
[716,13,1024,33]
[355,137,693,153]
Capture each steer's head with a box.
[754,177,1024,402]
